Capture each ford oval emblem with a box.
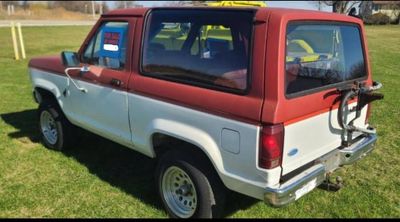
[288,148,298,157]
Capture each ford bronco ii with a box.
[28,7,383,218]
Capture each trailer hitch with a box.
[337,81,384,147]
[319,174,344,192]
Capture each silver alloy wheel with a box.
[162,166,198,218]
[40,110,58,145]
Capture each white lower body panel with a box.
[29,68,282,200]
[282,105,368,175]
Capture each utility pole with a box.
[318,1,322,11]
[91,1,95,19]
[99,3,103,15]
[124,1,127,9]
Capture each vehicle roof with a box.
[103,7,361,23]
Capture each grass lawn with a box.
[0,25,399,218]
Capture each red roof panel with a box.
[103,7,359,24]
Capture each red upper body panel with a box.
[29,56,65,74]
[29,7,372,126]
[103,7,149,17]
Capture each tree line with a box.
[0,1,139,14]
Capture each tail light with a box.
[365,104,372,125]
[259,124,284,169]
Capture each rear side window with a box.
[285,22,366,95]
[141,9,254,93]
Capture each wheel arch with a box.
[33,86,67,119]
[148,120,226,187]
[32,75,64,107]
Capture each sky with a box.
[107,1,332,12]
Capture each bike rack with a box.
[337,81,384,147]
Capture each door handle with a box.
[110,78,122,87]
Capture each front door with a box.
[64,19,135,146]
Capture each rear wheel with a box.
[162,165,198,218]
[156,149,226,218]
[38,101,74,151]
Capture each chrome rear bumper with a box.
[264,134,377,207]
[339,134,377,165]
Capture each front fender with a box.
[30,68,65,109]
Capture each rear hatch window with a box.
[285,22,366,96]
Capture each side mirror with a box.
[61,51,90,93]
[61,51,80,67]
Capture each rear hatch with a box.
[281,21,370,175]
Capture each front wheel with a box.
[38,101,74,151]
[156,150,226,218]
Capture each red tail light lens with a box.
[365,104,372,125]
[259,124,284,169]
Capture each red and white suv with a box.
[28,7,383,218]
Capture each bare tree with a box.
[22,0,29,11]
[190,1,208,6]
[162,1,207,7]
[47,1,106,14]
[162,1,187,7]
[320,1,361,14]
[2,1,17,7]
[101,1,109,13]
[48,1,86,13]
[386,2,400,24]
[310,1,324,11]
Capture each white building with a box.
[359,1,400,22]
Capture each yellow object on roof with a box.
[289,39,314,54]
[206,1,267,7]
[286,55,321,63]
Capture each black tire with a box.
[38,101,74,151]
[156,149,226,218]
